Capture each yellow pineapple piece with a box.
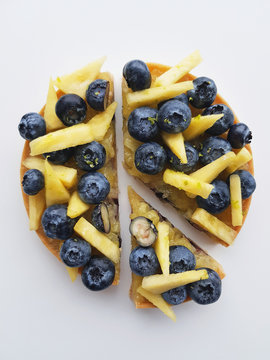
[155,222,170,275]
[137,286,176,322]
[44,78,64,131]
[161,132,187,163]
[29,189,46,230]
[66,267,78,282]
[183,114,224,141]
[230,175,243,226]
[67,191,90,218]
[191,208,237,245]
[226,147,252,175]
[74,217,120,264]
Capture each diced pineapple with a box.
[155,222,170,275]
[30,102,117,155]
[44,78,64,131]
[230,175,243,226]
[191,208,237,245]
[54,57,106,98]
[161,132,187,163]
[142,269,208,294]
[67,191,90,218]
[183,114,224,141]
[226,147,252,175]
[153,50,202,87]
[29,189,46,230]
[66,267,78,282]
[137,286,176,322]
[163,169,213,199]
[74,217,120,264]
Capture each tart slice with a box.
[128,186,225,321]
[19,58,121,290]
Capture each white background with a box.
[0,0,269,359]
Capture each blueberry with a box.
[18,113,46,140]
[167,143,199,173]
[75,141,106,171]
[43,147,74,165]
[60,237,91,267]
[41,204,77,240]
[81,256,115,291]
[227,123,252,149]
[200,136,232,165]
[227,170,256,199]
[196,180,230,214]
[158,100,191,133]
[135,142,167,175]
[203,104,234,135]
[169,246,196,274]
[128,107,158,142]
[162,286,187,305]
[129,246,159,276]
[77,172,110,204]
[22,169,44,195]
[86,79,110,111]
[91,203,111,233]
[123,60,151,91]
[55,94,87,126]
[187,268,222,305]
[187,77,217,109]
[158,93,189,110]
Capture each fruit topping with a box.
[66,267,78,282]
[203,104,234,135]
[128,107,158,142]
[75,141,106,171]
[81,256,115,291]
[227,123,252,149]
[130,217,157,247]
[55,94,87,127]
[135,142,167,175]
[162,286,187,305]
[166,142,199,173]
[169,245,196,273]
[29,190,46,230]
[227,170,256,199]
[44,78,64,131]
[229,174,243,226]
[158,93,189,109]
[43,147,74,165]
[155,222,170,275]
[123,60,151,91]
[183,114,224,141]
[78,172,110,204]
[161,132,187,163]
[91,203,111,234]
[196,180,230,214]
[158,100,191,133]
[187,76,217,109]
[22,169,45,195]
[18,113,46,140]
[226,148,252,175]
[60,237,91,267]
[67,191,90,218]
[86,79,110,111]
[200,137,232,165]
[129,246,160,276]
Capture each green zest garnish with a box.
[147,115,158,125]
[164,118,171,124]
[95,91,100,96]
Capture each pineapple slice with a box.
[23,157,77,189]
[153,50,202,87]
[44,159,70,206]
[126,81,193,107]
[67,191,90,218]
[163,169,214,199]
[29,189,46,230]
[44,78,64,131]
[226,147,252,175]
[191,208,237,245]
[183,114,224,141]
[66,267,78,282]
[155,222,170,275]
[230,175,243,226]
[74,217,120,264]
[30,102,117,156]
[161,132,187,163]
[137,286,176,322]
[141,269,208,294]
[54,56,106,98]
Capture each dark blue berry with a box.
[200,137,232,165]
[18,113,46,140]
[60,237,91,267]
[169,246,196,274]
[158,93,189,110]
[22,169,44,195]
[55,94,87,126]
[86,79,110,111]
[158,100,191,133]
[81,256,115,291]
[128,107,158,142]
[43,147,74,165]
[196,180,230,214]
[187,77,217,109]
[77,172,110,204]
[129,246,159,276]
[91,203,111,233]
[203,104,234,135]
[227,123,252,149]
[123,60,151,91]
[227,170,256,199]
[167,143,199,173]
[135,142,167,175]
[75,141,106,171]
[162,286,187,305]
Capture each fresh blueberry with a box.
[55,94,87,126]
[187,77,217,109]
[75,141,106,171]
[169,246,196,274]
[187,268,222,305]
[41,204,77,240]
[227,170,256,199]
[167,143,199,173]
[162,286,187,305]
[128,107,158,142]
[196,180,230,214]
[158,93,189,110]
[81,256,115,291]
[86,79,110,111]
[158,100,191,133]
[123,60,151,91]
[135,142,167,175]
[91,203,111,233]
[43,147,74,165]
[60,237,91,267]
[203,104,234,135]
[18,113,46,140]
[200,136,232,165]
[227,123,252,149]
[129,246,159,276]
[78,172,110,204]
[22,169,44,195]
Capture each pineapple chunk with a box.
[29,189,46,230]
[230,175,243,226]
[155,222,170,275]
[226,147,252,175]
[54,57,106,98]
[183,114,224,141]
[30,102,117,155]
[137,286,176,322]
[142,269,208,294]
[74,217,120,264]
[163,169,213,199]
[126,81,193,107]
[23,157,77,189]
[67,191,90,218]
[66,267,78,282]
[44,159,70,206]
[153,50,202,87]
[44,78,64,131]
[191,208,237,245]
[161,132,187,163]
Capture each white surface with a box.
[0,0,269,359]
